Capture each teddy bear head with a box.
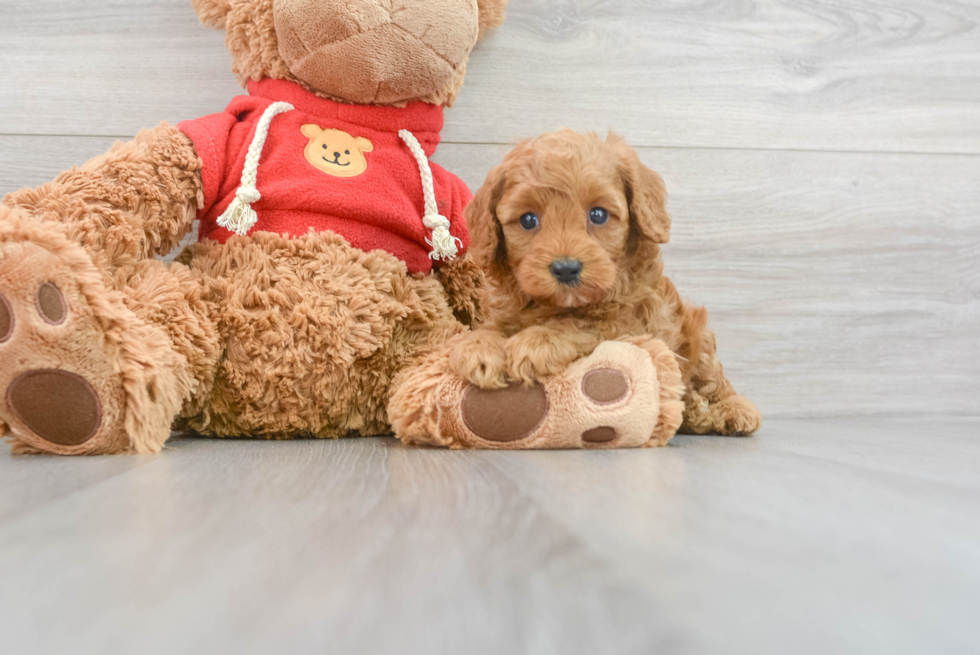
[192,0,508,106]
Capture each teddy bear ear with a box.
[610,133,671,244]
[477,0,508,40]
[191,0,232,30]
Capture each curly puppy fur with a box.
[459,130,762,436]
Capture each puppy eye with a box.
[589,208,610,226]
[519,213,540,231]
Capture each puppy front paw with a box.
[448,330,509,389]
[505,327,598,384]
[507,348,569,384]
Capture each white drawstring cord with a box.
[216,102,295,236]
[399,129,461,262]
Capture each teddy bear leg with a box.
[0,208,216,455]
[390,338,685,450]
[0,125,207,455]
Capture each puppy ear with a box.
[466,166,509,276]
[614,136,671,244]
[192,0,232,29]
[477,0,508,40]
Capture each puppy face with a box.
[468,130,671,309]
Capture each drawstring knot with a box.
[216,101,294,237]
[422,213,462,262]
[399,129,460,262]
[216,187,264,236]
[235,187,262,205]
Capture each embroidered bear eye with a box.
[345,150,350,155]
[589,207,610,226]
[519,213,539,231]
[322,144,328,149]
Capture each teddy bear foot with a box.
[0,210,179,455]
[392,339,685,450]
[0,238,133,455]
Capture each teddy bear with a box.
[0,0,506,455]
[0,0,683,455]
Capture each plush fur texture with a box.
[193,0,508,107]
[174,230,465,439]
[458,130,762,436]
[0,0,507,454]
[0,134,466,454]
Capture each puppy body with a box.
[458,130,761,436]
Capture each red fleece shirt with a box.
[178,79,471,274]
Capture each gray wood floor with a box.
[1,1,979,653]
[1,418,978,654]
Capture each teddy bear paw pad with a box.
[6,370,102,446]
[0,241,129,455]
[461,382,548,443]
[581,368,631,405]
[582,426,618,444]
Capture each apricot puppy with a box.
[456,129,762,436]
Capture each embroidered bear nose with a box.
[550,259,583,286]
[333,152,342,159]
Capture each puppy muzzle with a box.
[550,259,584,286]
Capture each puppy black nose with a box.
[550,259,583,285]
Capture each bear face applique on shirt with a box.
[301,125,374,178]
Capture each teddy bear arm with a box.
[3,123,202,273]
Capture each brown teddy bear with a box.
[0,0,682,455]
[0,0,508,455]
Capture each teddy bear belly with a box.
[199,210,440,276]
[176,230,463,439]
